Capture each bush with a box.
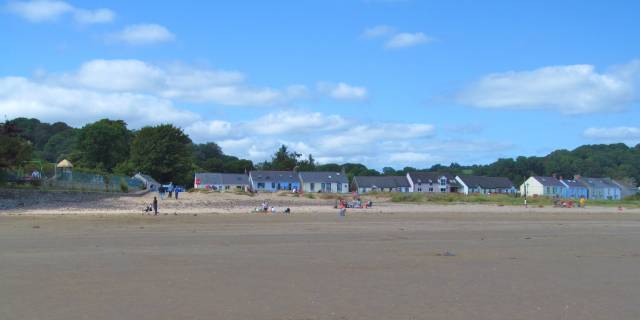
[119,178,128,193]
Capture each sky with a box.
[1,0,640,169]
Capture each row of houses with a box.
[193,171,518,195]
[193,170,637,200]
[353,172,517,195]
[519,176,637,200]
[194,170,349,193]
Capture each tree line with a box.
[2,117,639,187]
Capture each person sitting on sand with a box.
[284,207,291,214]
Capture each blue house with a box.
[249,170,300,192]
[560,179,588,199]
[577,177,621,200]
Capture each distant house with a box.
[353,176,411,193]
[611,179,638,199]
[519,176,566,197]
[559,179,588,199]
[406,172,459,193]
[249,170,300,192]
[577,177,621,200]
[454,175,516,195]
[298,171,349,193]
[194,172,249,192]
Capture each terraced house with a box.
[298,171,349,193]
[248,170,300,192]
[454,175,516,195]
[519,176,566,198]
[406,172,459,193]
[352,176,411,193]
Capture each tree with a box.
[192,142,223,166]
[264,145,301,170]
[129,124,193,185]
[42,129,77,162]
[0,122,32,168]
[73,119,131,172]
[297,154,316,171]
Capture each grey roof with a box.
[532,176,565,187]
[354,176,410,189]
[299,171,348,184]
[407,172,460,187]
[456,175,514,189]
[560,179,588,189]
[611,179,637,191]
[250,170,299,183]
[195,173,249,185]
[578,177,620,189]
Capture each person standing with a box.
[153,196,158,216]
[175,188,179,199]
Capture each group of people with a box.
[255,201,291,214]
[158,185,180,200]
[336,198,373,209]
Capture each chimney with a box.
[559,175,563,181]
[574,174,581,180]
[552,173,557,179]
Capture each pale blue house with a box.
[249,170,300,192]
[577,177,621,200]
[560,179,588,199]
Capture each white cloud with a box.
[108,24,175,45]
[317,82,368,101]
[73,8,114,24]
[0,76,198,128]
[362,25,432,50]
[362,25,395,38]
[184,120,234,141]
[584,127,640,141]
[44,59,299,107]
[458,60,640,114]
[385,32,431,49]
[6,0,114,24]
[249,111,347,135]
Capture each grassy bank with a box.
[387,192,640,208]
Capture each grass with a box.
[387,192,640,208]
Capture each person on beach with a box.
[153,196,158,215]
[175,188,179,199]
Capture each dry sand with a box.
[2,190,640,319]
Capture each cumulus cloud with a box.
[0,76,198,128]
[385,32,431,49]
[457,60,640,114]
[363,25,432,49]
[44,59,298,106]
[317,82,368,101]
[6,0,114,24]
[584,127,640,141]
[107,24,175,45]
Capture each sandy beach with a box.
[2,190,640,319]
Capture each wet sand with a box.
[1,211,640,320]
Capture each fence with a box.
[42,171,144,192]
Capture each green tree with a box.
[297,154,316,171]
[73,119,131,172]
[262,145,301,170]
[129,124,193,185]
[0,122,32,168]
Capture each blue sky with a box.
[2,0,640,169]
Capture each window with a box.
[337,183,342,192]
[417,188,422,192]
[440,187,446,192]
[257,182,265,189]
[271,182,276,189]
[310,183,315,191]
[225,186,230,190]
[439,178,447,186]
[429,187,433,192]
